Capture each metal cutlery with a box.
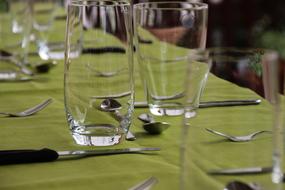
[225,181,262,190]
[128,176,158,190]
[0,50,34,76]
[0,49,57,74]
[205,128,271,142]
[100,99,136,141]
[134,99,261,108]
[0,71,33,82]
[0,147,161,165]
[0,98,53,117]
[208,166,272,175]
[138,113,170,135]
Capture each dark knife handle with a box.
[82,47,126,54]
[0,148,59,165]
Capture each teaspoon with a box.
[138,113,170,135]
[0,50,56,74]
[0,50,34,75]
[32,61,58,73]
[100,99,136,141]
[225,180,261,190]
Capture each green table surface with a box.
[0,58,284,190]
[0,10,284,190]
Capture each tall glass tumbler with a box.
[64,0,134,146]
[32,0,61,60]
[133,1,208,116]
[0,0,32,65]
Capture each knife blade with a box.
[134,99,261,108]
[0,147,160,165]
[208,166,272,175]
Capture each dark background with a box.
[133,0,285,57]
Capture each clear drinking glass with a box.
[133,1,208,116]
[0,0,32,63]
[32,0,58,31]
[32,0,62,60]
[64,0,134,146]
[180,48,282,190]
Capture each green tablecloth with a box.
[0,12,284,190]
[0,60,283,190]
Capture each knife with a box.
[208,166,272,175]
[0,147,160,165]
[134,99,261,109]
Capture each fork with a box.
[0,98,53,117]
[205,128,271,142]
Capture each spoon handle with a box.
[208,166,272,175]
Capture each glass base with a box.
[39,42,80,60]
[185,111,196,119]
[149,104,184,116]
[71,124,125,146]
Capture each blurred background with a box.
[133,0,285,56]
[1,0,285,56]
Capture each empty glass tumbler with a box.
[32,0,63,60]
[64,0,134,146]
[133,1,208,116]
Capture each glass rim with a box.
[134,1,208,11]
[69,0,130,7]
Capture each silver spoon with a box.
[225,180,261,190]
[0,50,34,76]
[0,50,56,74]
[32,61,58,73]
[138,113,170,135]
[205,128,271,142]
[0,98,53,117]
[100,99,136,141]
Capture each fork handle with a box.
[0,148,59,165]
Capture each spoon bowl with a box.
[225,180,261,190]
[100,99,122,112]
[143,122,170,135]
[138,113,170,135]
[99,99,136,141]
[33,61,58,73]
